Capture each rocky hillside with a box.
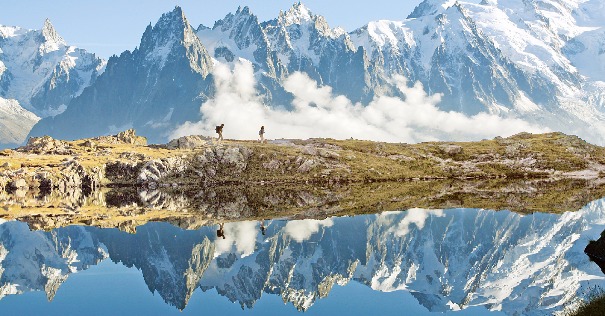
[5,129,605,188]
[2,130,605,230]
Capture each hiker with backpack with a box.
[259,125,265,143]
[215,123,224,142]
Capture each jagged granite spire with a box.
[40,18,65,45]
[29,6,215,143]
[281,2,314,25]
[138,6,212,76]
[407,0,457,19]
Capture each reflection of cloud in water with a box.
[214,221,258,258]
[284,218,334,242]
[378,208,444,237]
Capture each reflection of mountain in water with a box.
[2,200,605,314]
[0,222,107,300]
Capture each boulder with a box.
[298,159,316,173]
[117,129,147,145]
[8,178,27,190]
[95,129,147,146]
[438,144,463,156]
[19,136,73,155]
[318,148,340,159]
[166,135,210,149]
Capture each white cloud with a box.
[389,208,445,237]
[171,60,549,143]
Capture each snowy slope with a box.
[24,1,605,145]
[350,0,605,143]
[0,19,105,145]
[0,97,38,146]
[0,19,105,116]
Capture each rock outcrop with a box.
[18,136,74,155]
[94,129,147,146]
[166,135,211,149]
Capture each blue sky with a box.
[0,0,425,59]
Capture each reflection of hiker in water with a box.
[215,124,224,142]
[260,220,266,235]
[216,223,226,239]
[259,126,265,144]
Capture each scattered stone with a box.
[388,154,415,162]
[263,159,281,170]
[82,140,97,149]
[0,149,14,156]
[318,148,340,159]
[302,146,318,156]
[438,144,463,156]
[505,142,527,156]
[8,178,27,190]
[117,129,147,145]
[298,159,315,173]
[222,147,247,171]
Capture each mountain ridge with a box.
[2,1,605,146]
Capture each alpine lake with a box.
[1,179,605,316]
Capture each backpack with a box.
[215,125,221,133]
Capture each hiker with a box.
[215,123,224,142]
[259,125,265,143]
[260,220,266,235]
[216,223,226,239]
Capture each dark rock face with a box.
[585,231,605,274]
[29,7,214,143]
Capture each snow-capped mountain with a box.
[350,0,605,140]
[1,201,605,315]
[25,1,605,144]
[28,7,214,141]
[0,97,38,146]
[0,222,107,301]
[0,19,105,145]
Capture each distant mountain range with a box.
[1,0,605,145]
[1,202,605,314]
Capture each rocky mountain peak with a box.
[40,18,64,44]
[137,5,212,75]
[407,0,458,19]
[213,5,260,33]
[281,2,314,26]
[141,6,188,42]
[38,18,66,54]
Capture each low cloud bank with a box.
[171,60,548,142]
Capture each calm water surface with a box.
[1,199,605,315]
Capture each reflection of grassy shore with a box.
[3,177,605,232]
